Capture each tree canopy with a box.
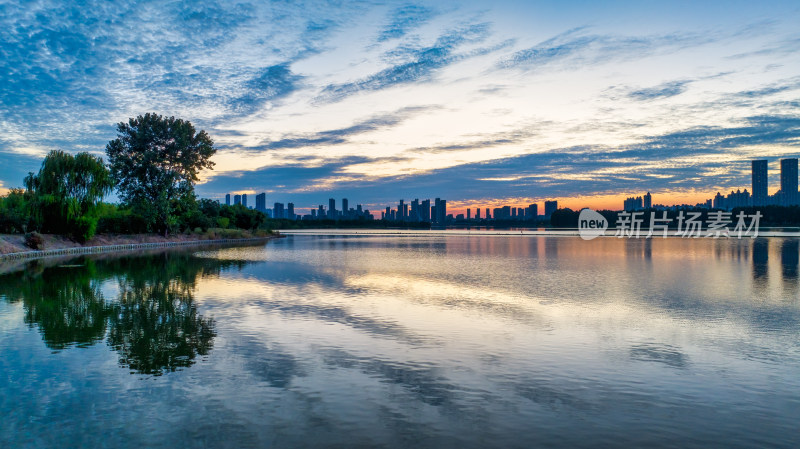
[23,150,112,241]
[106,113,216,235]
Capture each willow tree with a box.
[105,113,216,236]
[24,150,112,241]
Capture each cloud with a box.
[627,80,691,101]
[376,4,439,42]
[228,64,304,115]
[496,28,713,71]
[233,105,437,153]
[199,115,800,206]
[317,22,495,103]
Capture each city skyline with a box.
[220,157,800,216]
[0,1,799,210]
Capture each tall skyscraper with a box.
[434,198,446,224]
[421,199,431,221]
[780,158,798,206]
[643,192,652,209]
[242,194,248,208]
[752,160,768,206]
[273,202,284,219]
[328,198,336,219]
[342,198,348,217]
[485,208,490,220]
[225,193,231,206]
[234,194,241,206]
[467,208,471,220]
[528,203,538,219]
[255,193,266,212]
[544,200,557,217]
[287,203,295,220]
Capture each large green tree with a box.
[24,150,112,241]
[105,113,216,236]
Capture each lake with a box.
[1,233,799,448]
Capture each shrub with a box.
[24,232,44,250]
[70,216,98,243]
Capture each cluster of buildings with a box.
[222,192,561,223]
[379,199,557,223]
[225,194,373,220]
[624,158,800,212]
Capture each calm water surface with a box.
[1,234,799,448]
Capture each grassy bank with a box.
[0,228,276,255]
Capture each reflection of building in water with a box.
[780,239,799,282]
[0,249,252,375]
[752,239,769,281]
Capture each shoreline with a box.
[0,235,280,261]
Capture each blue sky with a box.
[1,0,799,212]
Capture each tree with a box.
[105,113,216,236]
[24,150,112,241]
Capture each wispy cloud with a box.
[231,105,437,153]
[317,22,496,103]
[376,4,439,42]
[627,80,691,101]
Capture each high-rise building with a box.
[421,199,431,222]
[287,203,295,220]
[342,198,348,217]
[544,200,557,217]
[780,158,798,206]
[467,208,471,220]
[242,194,248,208]
[255,193,266,212]
[411,199,420,221]
[273,202,285,219]
[528,203,538,219]
[318,205,325,219]
[225,194,231,206]
[234,194,242,206]
[485,208,490,220]
[476,208,481,219]
[328,198,336,219]
[752,160,768,206]
[434,198,446,224]
[643,192,652,209]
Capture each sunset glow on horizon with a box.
[1,1,799,212]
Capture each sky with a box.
[1,0,799,213]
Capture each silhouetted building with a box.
[328,198,336,219]
[544,200,557,217]
[287,203,295,220]
[256,193,266,212]
[781,158,798,206]
[752,160,768,206]
[273,202,285,219]
[527,203,538,219]
[643,192,652,209]
[242,194,248,208]
[234,194,241,206]
[342,198,348,217]
[225,194,231,206]
[434,198,446,224]
[421,199,431,222]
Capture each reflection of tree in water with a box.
[1,262,112,349]
[0,250,249,375]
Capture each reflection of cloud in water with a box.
[319,347,468,409]
[629,343,689,368]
